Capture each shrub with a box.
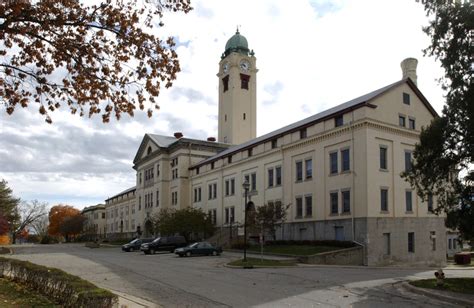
[40,235,59,244]
[0,257,117,307]
[27,234,41,243]
[230,240,250,250]
[265,240,356,248]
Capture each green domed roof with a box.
[223,30,250,57]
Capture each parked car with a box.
[175,242,222,257]
[122,238,152,252]
[141,236,187,254]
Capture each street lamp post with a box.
[242,179,250,262]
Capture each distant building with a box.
[81,204,106,240]
[100,31,446,266]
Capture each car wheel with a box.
[186,251,191,257]
[212,251,217,256]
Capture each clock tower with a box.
[217,29,257,145]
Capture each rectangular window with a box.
[211,162,214,170]
[251,173,256,191]
[296,197,303,218]
[228,156,232,164]
[409,118,416,130]
[341,149,350,172]
[330,192,338,214]
[380,146,387,170]
[383,233,391,255]
[330,152,338,174]
[223,75,229,92]
[268,169,274,188]
[406,190,413,212]
[225,208,229,224]
[431,231,436,251]
[230,178,235,195]
[198,187,201,201]
[399,115,406,127]
[296,161,303,181]
[305,159,312,179]
[230,207,235,223]
[275,166,282,186]
[226,180,231,195]
[448,238,452,250]
[248,148,253,157]
[335,115,343,127]
[342,190,350,213]
[428,193,434,212]
[271,139,277,149]
[405,151,412,172]
[408,232,415,253]
[403,92,410,105]
[305,195,312,217]
[138,196,141,211]
[240,74,250,90]
[194,188,198,203]
[300,128,307,139]
[196,167,199,175]
[381,188,388,212]
[208,184,212,200]
[156,190,159,206]
[213,183,217,199]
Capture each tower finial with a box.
[236,25,240,34]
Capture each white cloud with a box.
[0,0,446,209]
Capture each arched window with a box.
[147,146,152,155]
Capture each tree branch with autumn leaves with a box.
[0,0,191,123]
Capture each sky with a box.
[0,0,446,210]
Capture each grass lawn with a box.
[410,278,474,295]
[228,257,296,267]
[0,278,58,307]
[247,245,343,256]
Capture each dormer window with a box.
[147,146,152,155]
[335,115,343,127]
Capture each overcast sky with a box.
[0,0,446,210]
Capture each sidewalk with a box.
[400,282,474,307]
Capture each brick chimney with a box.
[401,58,418,85]
[174,132,183,139]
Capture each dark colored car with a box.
[141,236,187,254]
[122,238,152,252]
[175,242,222,257]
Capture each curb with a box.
[111,290,161,308]
[400,281,474,307]
[223,264,298,269]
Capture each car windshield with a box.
[152,237,161,243]
[189,242,199,248]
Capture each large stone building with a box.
[96,30,446,266]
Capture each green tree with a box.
[255,202,290,241]
[0,179,20,235]
[0,0,191,123]
[152,208,214,242]
[403,1,473,240]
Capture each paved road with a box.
[8,244,473,307]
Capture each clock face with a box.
[240,60,250,72]
[223,62,229,74]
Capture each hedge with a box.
[265,240,356,248]
[0,257,117,307]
